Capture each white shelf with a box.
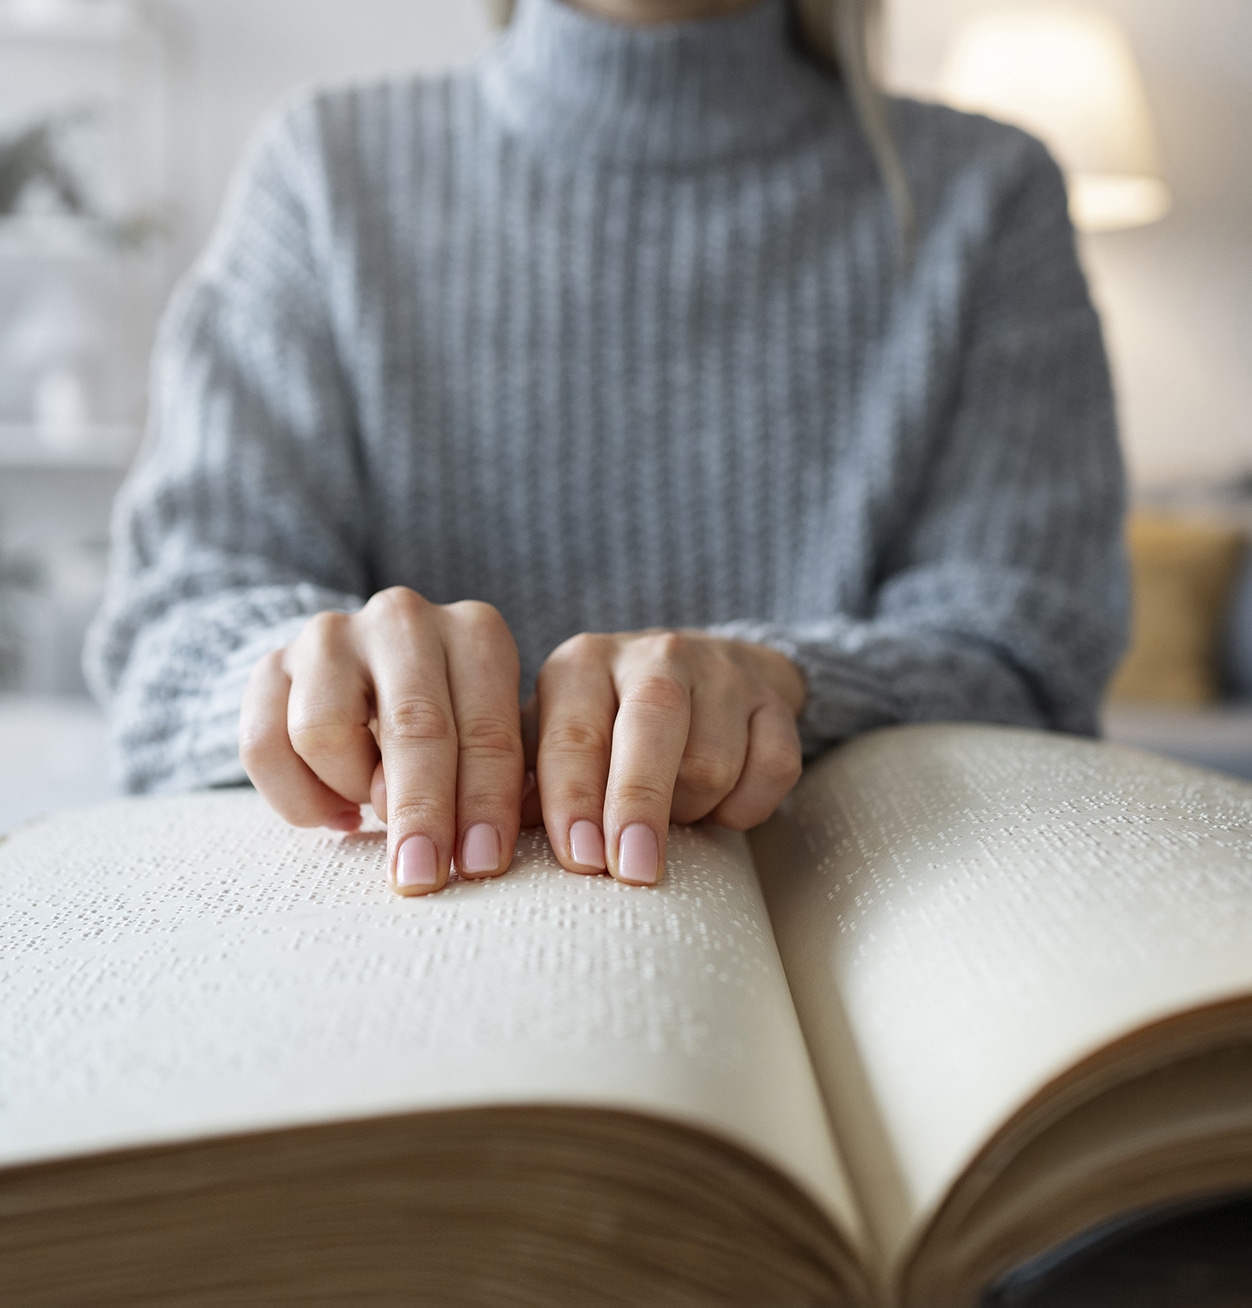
[0,0,138,46]
[0,214,117,262]
[0,422,135,469]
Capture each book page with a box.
[752,724,1252,1274]
[0,791,861,1247]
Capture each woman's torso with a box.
[259,0,1058,691]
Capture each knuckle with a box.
[679,748,738,797]
[254,647,287,678]
[457,715,521,762]
[623,673,689,717]
[447,599,511,640]
[299,609,350,651]
[705,658,746,696]
[366,586,429,627]
[549,778,605,812]
[386,799,446,834]
[242,652,283,705]
[548,631,607,670]
[647,630,691,664]
[613,777,674,812]
[754,740,804,789]
[543,719,612,758]
[238,722,280,774]
[288,713,359,760]
[382,695,455,745]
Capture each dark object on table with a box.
[1224,547,1252,701]
[988,1192,1252,1307]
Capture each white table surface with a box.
[0,694,114,835]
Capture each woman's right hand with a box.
[240,588,525,898]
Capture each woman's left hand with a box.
[528,631,806,887]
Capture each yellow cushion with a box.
[1109,513,1247,705]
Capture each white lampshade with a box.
[940,4,1171,232]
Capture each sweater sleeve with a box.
[84,104,372,794]
[711,139,1129,755]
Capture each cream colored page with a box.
[0,791,859,1239]
[753,723,1252,1268]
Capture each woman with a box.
[86,0,1127,896]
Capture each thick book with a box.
[2,723,1251,1305]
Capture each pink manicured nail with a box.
[461,823,500,875]
[618,824,660,885]
[395,835,440,889]
[570,820,607,870]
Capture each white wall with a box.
[158,0,493,268]
[888,0,1252,490]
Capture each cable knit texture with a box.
[86,0,1128,793]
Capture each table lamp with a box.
[939,3,1171,233]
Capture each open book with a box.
[3,723,1251,1304]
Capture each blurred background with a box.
[0,0,1249,830]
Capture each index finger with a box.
[603,639,693,886]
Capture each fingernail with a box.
[460,823,500,875]
[395,835,440,889]
[570,820,607,870]
[329,808,362,832]
[521,770,537,803]
[618,824,660,886]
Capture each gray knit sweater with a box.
[86,0,1128,794]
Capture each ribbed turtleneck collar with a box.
[478,0,844,168]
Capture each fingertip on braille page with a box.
[395,835,440,892]
[328,808,363,833]
[569,819,607,871]
[460,823,501,876]
[618,824,661,886]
